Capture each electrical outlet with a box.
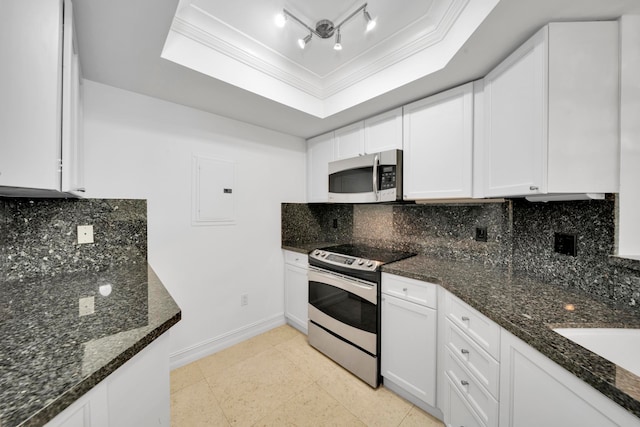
[77,225,94,244]
[475,226,488,242]
[79,296,95,316]
[241,294,249,306]
[554,232,577,256]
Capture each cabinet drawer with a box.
[284,250,308,268]
[444,376,486,427]
[381,273,437,308]
[445,348,498,427]
[444,292,500,359]
[444,319,500,399]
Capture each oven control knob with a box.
[313,250,320,256]
[366,261,374,267]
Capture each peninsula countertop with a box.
[0,264,181,427]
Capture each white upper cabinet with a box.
[364,108,403,154]
[61,0,84,195]
[403,83,474,200]
[334,122,365,160]
[482,22,619,199]
[306,131,335,203]
[0,0,84,197]
[333,108,403,161]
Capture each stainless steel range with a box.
[307,244,415,387]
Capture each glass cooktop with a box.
[317,244,415,265]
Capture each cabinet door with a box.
[364,108,403,153]
[443,376,486,427]
[45,381,109,427]
[334,122,365,160]
[106,333,170,427]
[284,262,308,334]
[306,132,334,203]
[61,0,84,194]
[546,22,619,194]
[0,0,63,191]
[403,83,474,200]
[483,27,547,197]
[499,330,640,427]
[381,293,437,406]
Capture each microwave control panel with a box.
[379,165,396,190]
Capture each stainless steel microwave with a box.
[328,149,403,203]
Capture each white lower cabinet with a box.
[45,382,108,427]
[379,279,640,427]
[439,289,500,427]
[443,375,486,427]
[283,250,308,334]
[381,273,438,411]
[499,329,640,427]
[45,332,171,427]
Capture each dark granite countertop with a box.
[0,264,181,427]
[282,242,345,255]
[382,255,640,419]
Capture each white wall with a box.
[82,80,306,366]
[618,15,640,258]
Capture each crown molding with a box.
[170,7,324,98]
[166,0,481,112]
[322,0,470,96]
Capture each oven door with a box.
[308,266,377,354]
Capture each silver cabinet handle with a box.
[461,380,469,386]
[402,287,408,292]
[461,316,470,322]
[530,185,539,191]
[461,349,470,355]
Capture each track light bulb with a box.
[274,12,286,28]
[334,30,342,51]
[364,10,376,32]
[298,33,312,49]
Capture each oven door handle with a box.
[308,267,377,305]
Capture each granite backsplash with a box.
[0,198,147,282]
[282,197,640,308]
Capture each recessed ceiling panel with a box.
[189,0,437,76]
[162,0,500,117]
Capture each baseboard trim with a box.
[169,313,286,370]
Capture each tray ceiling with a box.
[162,0,500,117]
[73,0,640,138]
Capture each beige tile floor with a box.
[170,324,445,427]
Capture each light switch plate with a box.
[77,225,94,244]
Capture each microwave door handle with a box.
[373,154,379,201]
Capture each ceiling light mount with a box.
[315,19,335,39]
[276,3,376,50]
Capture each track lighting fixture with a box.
[298,33,312,49]
[334,30,342,51]
[364,9,376,32]
[275,3,376,50]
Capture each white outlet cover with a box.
[79,296,95,316]
[77,225,94,244]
